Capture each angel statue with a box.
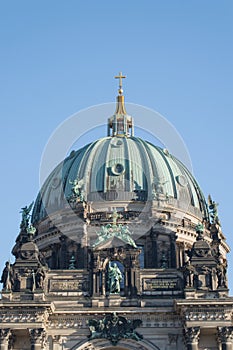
[208,195,220,225]
[69,177,85,202]
[20,201,34,230]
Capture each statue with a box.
[107,262,122,294]
[208,195,221,225]
[216,259,227,288]
[183,261,197,288]
[69,177,85,202]
[35,264,46,289]
[0,261,14,291]
[20,202,34,230]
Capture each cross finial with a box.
[115,71,126,95]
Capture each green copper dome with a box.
[32,78,209,224]
[32,135,208,223]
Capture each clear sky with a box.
[0,1,233,290]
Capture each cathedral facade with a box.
[1,74,233,350]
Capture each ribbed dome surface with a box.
[32,136,208,223]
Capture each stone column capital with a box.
[217,326,233,343]
[29,328,47,346]
[0,329,11,342]
[184,327,200,345]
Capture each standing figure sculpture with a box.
[208,195,221,225]
[107,262,122,294]
[35,264,46,289]
[0,261,14,291]
[20,202,34,230]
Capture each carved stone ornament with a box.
[29,328,47,345]
[0,328,11,341]
[93,222,137,249]
[184,327,200,344]
[87,312,143,345]
[217,326,233,343]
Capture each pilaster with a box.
[184,327,200,350]
[217,326,233,350]
[29,328,47,350]
[0,329,11,350]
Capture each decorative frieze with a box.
[184,308,230,321]
[0,309,49,323]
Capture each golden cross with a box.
[115,71,126,90]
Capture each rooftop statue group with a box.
[182,220,227,290]
[0,203,46,292]
[1,261,46,292]
[93,209,138,249]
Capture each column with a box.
[184,327,200,350]
[52,335,63,350]
[0,329,11,350]
[170,234,177,268]
[29,328,47,350]
[217,326,233,350]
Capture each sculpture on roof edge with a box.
[0,261,14,291]
[208,194,221,226]
[20,202,34,230]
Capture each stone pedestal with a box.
[217,326,233,350]
[184,327,200,350]
[108,294,122,307]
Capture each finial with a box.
[115,72,126,95]
[107,72,134,137]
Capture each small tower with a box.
[108,72,134,137]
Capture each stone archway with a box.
[71,338,161,350]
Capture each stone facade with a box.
[1,83,233,349]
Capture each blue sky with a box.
[0,1,233,290]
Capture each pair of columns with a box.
[0,328,47,350]
[184,326,233,350]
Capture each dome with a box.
[32,135,208,224]
[32,77,209,225]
